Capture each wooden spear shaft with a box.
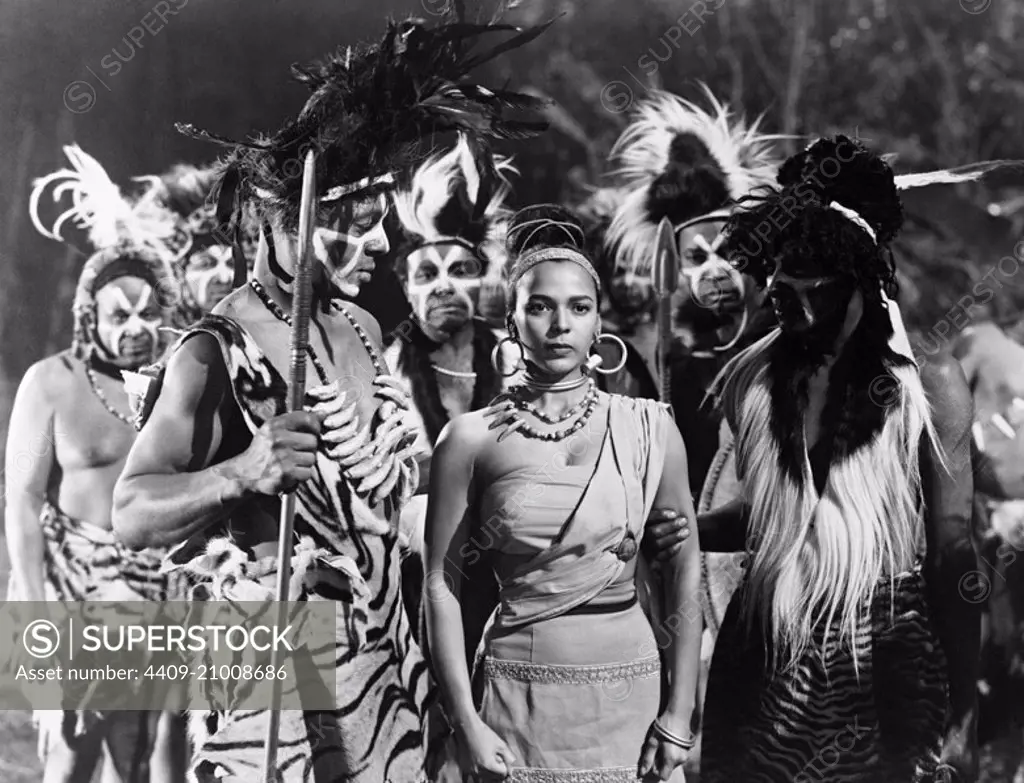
[263,150,317,783]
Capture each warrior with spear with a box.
[110,10,551,782]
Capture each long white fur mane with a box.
[717,330,947,672]
[392,133,517,283]
[605,85,783,276]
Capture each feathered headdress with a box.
[134,163,223,239]
[136,161,260,288]
[176,8,552,235]
[29,145,181,358]
[392,133,516,282]
[30,144,190,265]
[606,85,785,276]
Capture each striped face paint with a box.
[404,241,483,338]
[314,192,390,299]
[94,276,164,366]
[185,244,236,310]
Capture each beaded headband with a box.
[507,216,601,291]
[509,246,601,291]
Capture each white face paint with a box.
[93,276,164,367]
[404,242,483,340]
[185,244,235,311]
[313,193,390,299]
[677,223,746,313]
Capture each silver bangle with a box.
[652,718,696,750]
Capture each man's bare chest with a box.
[54,384,135,471]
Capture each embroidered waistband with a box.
[481,655,660,685]
[509,766,638,782]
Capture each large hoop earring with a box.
[491,336,526,378]
[586,333,628,375]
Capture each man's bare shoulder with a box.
[157,332,234,412]
[20,350,82,403]
[168,330,225,370]
[920,353,972,409]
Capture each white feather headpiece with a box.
[29,144,190,265]
[393,134,517,282]
[606,85,785,276]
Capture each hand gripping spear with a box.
[263,150,317,783]
[653,217,680,410]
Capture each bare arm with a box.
[3,360,57,602]
[422,416,517,774]
[113,334,321,550]
[651,422,702,724]
[422,416,480,730]
[920,356,980,772]
[698,414,748,552]
[639,419,703,780]
[112,334,244,549]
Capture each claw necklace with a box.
[250,279,386,383]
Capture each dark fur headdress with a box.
[722,135,905,296]
[605,85,784,276]
[392,132,516,282]
[176,8,552,234]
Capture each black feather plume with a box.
[176,12,553,229]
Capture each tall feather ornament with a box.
[392,133,516,284]
[894,159,1024,190]
[605,85,788,278]
[176,9,553,227]
[29,144,188,266]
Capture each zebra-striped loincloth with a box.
[701,562,949,783]
[35,500,186,602]
[176,535,435,783]
[23,502,182,773]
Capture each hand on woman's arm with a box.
[638,421,702,781]
[423,416,515,779]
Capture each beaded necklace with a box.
[249,279,385,384]
[502,380,601,442]
[432,365,477,379]
[513,378,597,425]
[85,362,134,427]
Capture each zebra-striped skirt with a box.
[701,563,949,783]
[23,501,179,779]
[179,535,435,783]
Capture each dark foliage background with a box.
[4,0,1024,450]
[2,1,1024,776]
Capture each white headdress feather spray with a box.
[392,133,517,283]
[605,85,788,276]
